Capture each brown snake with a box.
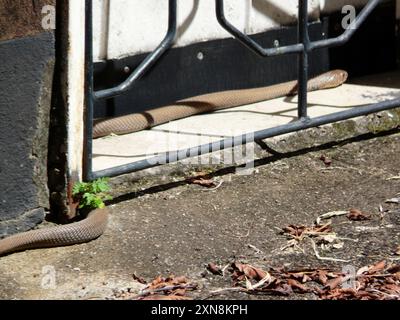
[0,69,347,256]
[93,69,348,138]
[0,208,108,256]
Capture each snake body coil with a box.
[0,70,347,257]
[93,70,348,138]
[0,208,108,256]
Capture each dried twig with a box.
[233,229,250,239]
[248,244,263,254]
[247,274,273,290]
[315,211,348,225]
[138,284,196,297]
[221,263,230,276]
[310,239,350,263]
[386,198,400,204]
[210,287,245,295]
[386,176,400,181]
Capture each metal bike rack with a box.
[84,0,399,181]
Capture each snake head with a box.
[308,69,348,91]
[324,69,348,89]
[331,69,348,84]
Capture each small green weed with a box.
[72,178,112,209]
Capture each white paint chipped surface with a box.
[67,0,86,181]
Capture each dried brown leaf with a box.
[233,262,268,281]
[287,279,310,293]
[287,272,312,283]
[320,155,332,167]
[140,295,192,300]
[302,274,312,283]
[173,289,187,296]
[186,172,216,188]
[225,260,400,300]
[314,223,333,233]
[207,263,222,275]
[132,273,147,284]
[282,225,302,236]
[368,260,386,274]
[319,287,359,300]
[288,272,305,280]
[173,276,188,284]
[317,270,329,285]
[146,275,192,292]
[282,223,332,240]
[347,208,371,221]
[382,284,400,294]
[149,276,164,288]
[190,178,216,188]
[387,264,400,274]
[272,283,294,296]
[325,276,345,290]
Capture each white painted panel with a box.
[93,0,388,61]
[93,0,109,61]
[106,0,250,60]
[319,0,391,14]
[100,0,320,60]
[249,0,320,34]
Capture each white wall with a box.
[93,0,322,61]
[319,0,371,13]
[92,0,384,61]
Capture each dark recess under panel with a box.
[93,22,329,118]
[327,0,397,77]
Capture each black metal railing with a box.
[84,0,399,180]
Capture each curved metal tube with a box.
[216,0,304,57]
[310,0,381,50]
[215,0,381,56]
[94,0,177,100]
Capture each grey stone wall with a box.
[0,32,55,237]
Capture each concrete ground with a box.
[93,72,400,171]
[1,72,400,300]
[1,128,400,300]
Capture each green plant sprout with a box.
[72,177,112,209]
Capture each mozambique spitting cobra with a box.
[0,69,347,256]
[93,70,348,138]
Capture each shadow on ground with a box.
[1,131,400,300]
